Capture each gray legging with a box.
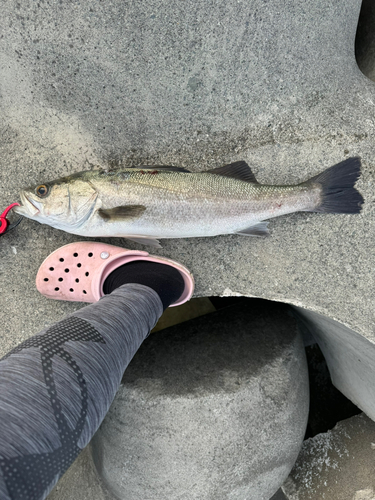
[0,284,163,500]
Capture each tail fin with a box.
[309,157,364,214]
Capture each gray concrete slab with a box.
[282,413,375,500]
[0,0,375,496]
[1,0,374,421]
[91,300,309,500]
[292,308,375,425]
[1,0,374,418]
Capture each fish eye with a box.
[35,185,49,198]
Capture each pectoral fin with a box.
[236,222,269,237]
[98,205,146,221]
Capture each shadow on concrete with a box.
[355,0,375,81]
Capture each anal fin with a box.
[235,221,269,237]
[125,236,162,248]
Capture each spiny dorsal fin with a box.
[98,205,146,221]
[206,161,259,183]
[131,165,191,173]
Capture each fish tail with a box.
[308,157,364,214]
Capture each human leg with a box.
[0,248,193,500]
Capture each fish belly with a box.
[74,202,257,238]
[77,196,310,239]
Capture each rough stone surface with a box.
[91,300,309,500]
[1,1,375,496]
[282,413,375,500]
[0,0,374,424]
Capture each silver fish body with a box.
[15,159,363,246]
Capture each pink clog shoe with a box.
[36,242,194,306]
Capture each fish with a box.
[14,158,363,247]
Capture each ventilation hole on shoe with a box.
[85,272,89,277]
[77,263,82,268]
[59,258,64,262]
[88,252,93,257]
[73,253,78,257]
[58,278,63,282]
[75,278,79,283]
[83,290,87,294]
[55,287,59,291]
[64,268,69,273]
[43,278,48,282]
[49,267,54,271]
[70,288,74,292]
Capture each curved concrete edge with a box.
[291,306,375,421]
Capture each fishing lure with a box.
[0,203,23,236]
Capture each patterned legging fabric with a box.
[0,284,163,500]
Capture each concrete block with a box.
[1,0,374,426]
[1,0,375,495]
[91,300,309,500]
[282,413,375,500]
[292,308,375,423]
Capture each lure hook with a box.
[0,203,23,236]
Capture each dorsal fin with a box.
[206,161,259,183]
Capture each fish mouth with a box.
[14,193,42,217]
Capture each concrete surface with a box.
[282,413,375,500]
[0,0,375,421]
[91,300,309,500]
[0,0,374,497]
